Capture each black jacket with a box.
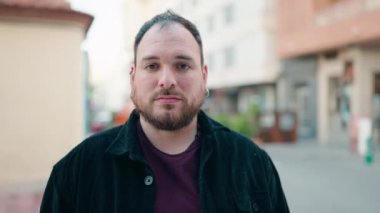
[40,110,289,213]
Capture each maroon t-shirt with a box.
[137,121,201,213]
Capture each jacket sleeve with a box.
[264,153,290,213]
[40,168,74,213]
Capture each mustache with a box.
[151,88,185,99]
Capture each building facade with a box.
[276,57,318,140]
[277,0,380,145]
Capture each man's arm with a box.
[40,168,73,213]
[265,153,290,213]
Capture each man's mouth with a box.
[154,95,182,104]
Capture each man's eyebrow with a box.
[141,55,195,62]
[142,56,159,61]
[176,55,194,62]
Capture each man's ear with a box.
[130,64,136,83]
[202,64,208,83]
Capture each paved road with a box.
[265,142,380,213]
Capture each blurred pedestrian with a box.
[40,10,289,213]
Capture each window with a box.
[207,15,215,32]
[224,4,234,25]
[323,51,338,60]
[375,73,380,94]
[224,47,234,67]
[207,54,215,71]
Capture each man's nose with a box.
[158,67,176,89]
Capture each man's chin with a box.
[156,102,180,110]
[153,108,181,120]
[154,104,181,113]
[142,113,184,131]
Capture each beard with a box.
[131,87,205,131]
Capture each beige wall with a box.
[0,19,86,192]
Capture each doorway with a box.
[328,76,349,142]
[373,73,380,147]
[295,84,312,139]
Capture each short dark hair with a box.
[133,10,204,65]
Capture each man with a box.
[40,11,289,213]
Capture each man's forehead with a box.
[147,22,186,35]
[139,23,193,44]
[136,23,200,61]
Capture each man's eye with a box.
[145,64,158,71]
[177,63,190,71]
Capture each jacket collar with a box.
[106,109,226,158]
[105,109,141,159]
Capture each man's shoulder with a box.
[83,125,124,148]
[53,125,123,170]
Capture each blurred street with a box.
[266,141,380,213]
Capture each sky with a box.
[69,0,129,110]
[69,0,127,81]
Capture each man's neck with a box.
[139,117,198,155]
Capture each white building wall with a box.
[170,0,279,89]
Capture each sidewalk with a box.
[265,141,380,213]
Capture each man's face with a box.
[130,23,208,131]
